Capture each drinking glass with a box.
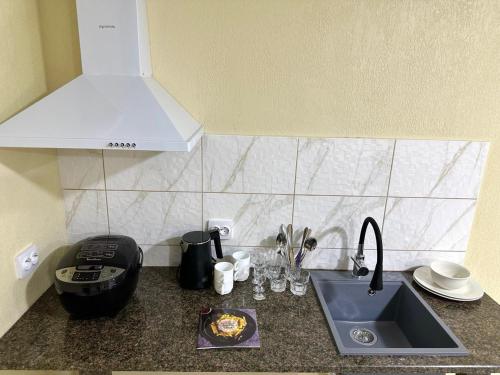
[266,248,286,292]
[267,264,282,280]
[290,269,310,296]
[253,271,266,300]
[251,252,266,269]
[267,251,282,277]
[270,274,287,292]
[251,252,266,285]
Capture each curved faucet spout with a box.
[356,217,384,294]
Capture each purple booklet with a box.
[196,308,260,349]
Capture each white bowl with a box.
[430,261,470,290]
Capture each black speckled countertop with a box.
[0,267,499,374]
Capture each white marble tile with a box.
[58,150,105,189]
[141,245,181,266]
[295,138,394,196]
[107,191,202,245]
[293,195,386,249]
[389,140,489,198]
[103,143,202,191]
[63,190,108,243]
[203,135,298,194]
[301,248,352,270]
[211,246,275,263]
[203,193,294,246]
[302,248,465,271]
[383,198,476,251]
[142,244,273,267]
[371,250,466,271]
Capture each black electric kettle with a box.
[178,229,223,289]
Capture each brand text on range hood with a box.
[0,0,203,152]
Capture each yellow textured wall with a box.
[147,0,500,301]
[37,0,81,92]
[0,0,68,337]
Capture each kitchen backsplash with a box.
[58,135,489,271]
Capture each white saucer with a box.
[413,266,484,301]
[414,278,478,302]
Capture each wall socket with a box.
[208,219,234,240]
[14,244,40,279]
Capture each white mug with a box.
[214,262,234,295]
[232,251,251,281]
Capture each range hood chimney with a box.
[0,0,203,151]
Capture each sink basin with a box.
[311,271,468,356]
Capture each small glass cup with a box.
[251,252,267,285]
[269,247,286,272]
[253,273,266,300]
[251,252,266,269]
[266,250,286,291]
[290,269,310,296]
[266,264,281,279]
[270,274,287,292]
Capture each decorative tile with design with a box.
[107,191,202,245]
[103,143,202,192]
[203,193,294,246]
[203,135,298,194]
[383,197,476,251]
[295,138,394,196]
[63,190,108,242]
[293,195,386,249]
[58,149,105,189]
[389,140,489,198]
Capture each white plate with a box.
[414,278,478,302]
[413,266,484,301]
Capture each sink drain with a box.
[350,327,378,346]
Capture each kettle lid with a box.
[182,231,211,245]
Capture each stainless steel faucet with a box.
[351,217,384,295]
[351,250,369,278]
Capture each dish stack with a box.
[413,261,483,301]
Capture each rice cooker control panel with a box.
[77,241,118,260]
[55,266,125,284]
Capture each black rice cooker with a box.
[55,235,143,317]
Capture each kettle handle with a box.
[138,246,143,268]
[209,229,224,259]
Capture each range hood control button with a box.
[132,143,136,148]
[114,143,119,147]
[120,143,125,147]
[108,142,113,147]
[126,143,131,148]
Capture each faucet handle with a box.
[351,255,369,277]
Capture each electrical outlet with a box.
[14,244,40,279]
[208,219,234,240]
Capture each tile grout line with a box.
[101,149,111,235]
[60,187,478,201]
[202,133,491,144]
[381,139,397,235]
[62,240,466,253]
[387,195,476,201]
[290,138,300,228]
[133,243,467,253]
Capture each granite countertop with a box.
[0,267,499,374]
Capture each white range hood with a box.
[0,0,203,152]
